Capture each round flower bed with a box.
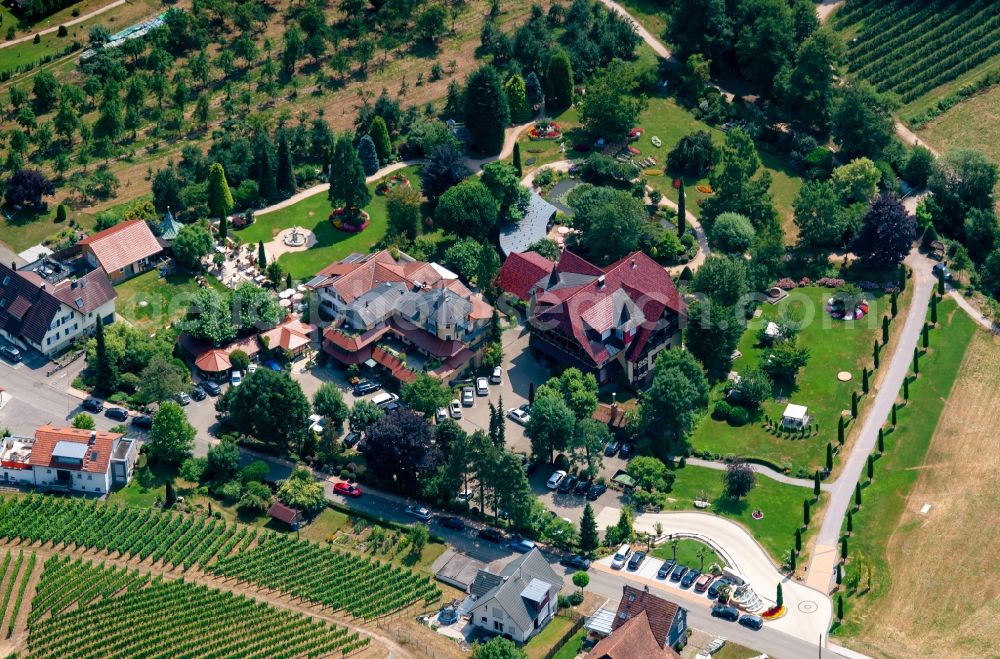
[751,509,764,520]
[761,605,786,620]
[376,175,411,196]
[827,298,869,320]
[528,121,562,140]
[330,207,371,233]
[696,184,714,194]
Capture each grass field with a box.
[650,538,725,571]
[833,299,984,656]
[549,627,586,659]
[918,85,1000,194]
[235,165,423,280]
[690,286,891,473]
[663,465,815,563]
[524,613,580,659]
[114,269,228,333]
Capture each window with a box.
[1,275,9,286]
[493,622,503,632]
[0,299,5,308]
[481,616,487,623]
[87,474,92,480]
[46,469,51,474]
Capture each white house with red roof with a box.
[78,220,163,283]
[499,250,685,385]
[0,426,137,494]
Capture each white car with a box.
[449,400,463,419]
[247,363,257,373]
[462,387,474,406]
[546,470,567,490]
[507,408,530,425]
[490,366,502,385]
[230,371,242,387]
[436,408,448,423]
[308,414,325,434]
[476,377,489,395]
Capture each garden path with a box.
[0,0,129,50]
[686,457,834,491]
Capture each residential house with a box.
[310,250,493,383]
[0,426,138,494]
[498,250,685,385]
[585,585,687,658]
[179,317,316,380]
[467,548,562,643]
[78,220,163,283]
[0,260,116,358]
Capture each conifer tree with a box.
[276,134,297,198]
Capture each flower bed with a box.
[761,605,786,620]
[329,208,371,233]
[375,175,411,195]
[528,121,562,140]
[696,184,714,194]
[772,277,900,294]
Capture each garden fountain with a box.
[284,226,306,247]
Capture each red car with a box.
[334,482,362,498]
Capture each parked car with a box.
[478,528,504,543]
[557,474,578,493]
[546,470,567,490]
[656,560,676,579]
[449,400,462,419]
[586,482,607,500]
[519,404,532,415]
[333,482,362,498]
[711,604,740,622]
[573,479,591,496]
[404,505,432,522]
[932,262,952,281]
[308,414,325,434]
[131,415,153,430]
[82,398,104,413]
[611,544,631,570]
[670,565,689,582]
[707,578,731,599]
[435,408,448,423]
[202,381,221,396]
[560,554,591,570]
[175,392,191,406]
[509,537,537,553]
[247,363,257,373]
[627,551,646,571]
[462,387,474,406]
[371,392,399,409]
[738,614,763,631]
[343,432,361,448]
[456,489,472,503]
[230,371,242,387]
[381,401,402,413]
[604,440,622,456]
[0,344,22,362]
[681,569,702,588]
[475,377,489,396]
[105,407,129,422]
[507,408,530,425]
[694,574,714,592]
[490,366,502,384]
[191,385,206,401]
[617,443,635,459]
[437,516,465,530]
[353,380,381,396]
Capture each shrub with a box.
[711,212,755,253]
[568,592,584,606]
[727,406,749,426]
[554,453,571,471]
[712,401,732,421]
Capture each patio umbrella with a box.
[279,298,292,308]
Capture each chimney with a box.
[597,275,606,288]
[89,431,96,445]
[631,259,637,269]
[643,584,649,593]
[71,280,77,289]
[622,584,627,594]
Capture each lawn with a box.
[524,613,580,659]
[690,285,893,474]
[834,299,982,655]
[114,269,227,333]
[918,84,1000,195]
[234,165,423,280]
[549,627,586,659]
[650,538,725,571]
[662,464,815,564]
[615,0,668,42]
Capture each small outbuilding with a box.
[267,502,303,528]
[762,321,783,343]
[781,403,810,429]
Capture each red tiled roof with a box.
[498,251,555,300]
[587,611,680,659]
[261,319,315,352]
[612,586,681,650]
[372,346,420,383]
[592,403,629,429]
[7,295,31,320]
[51,268,116,315]
[322,325,391,352]
[195,349,231,373]
[28,426,123,474]
[267,502,302,524]
[78,220,163,274]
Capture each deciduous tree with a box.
[363,409,443,495]
[851,193,916,267]
[723,459,756,499]
[148,401,196,466]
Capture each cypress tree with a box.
[903,377,909,400]
[286,273,293,289]
[851,391,858,418]
[881,315,889,343]
[854,482,862,508]
[165,480,176,509]
[930,294,938,324]
[837,594,844,621]
[525,71,544,108]
[877,428,884,454]
[789,549,796,572]
[795,527,802,551]
[937,266,945,295]
[276,134,297,198]
[837,416,845,445]
[841,536,849,561]
[357,134,380,176]
[93,314,118,393]
[803,499,810,527]
[251,133,278,203]
[922,322,929,349]
[677,183,686,237]
[257,241,266,268]
[813,471,821,498]
[861,367,869,394]
[826,442,834,472]
[913,347,920,374]
[873,340,880,369]
[503,73,531,124]
[846,511,853,534]
[328,134,371,220]
[898,263,906,290]
[579,503,599,553]
[891,291,898,317]
[891,403,897,426]
[545,50,574,113]
[513,142,522,177]
[207,162,234,221]
[55,203,67,223]
[835,562,842,585]
[866,454,874,481]
[776,583,783,607]
[369,115,392,164]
